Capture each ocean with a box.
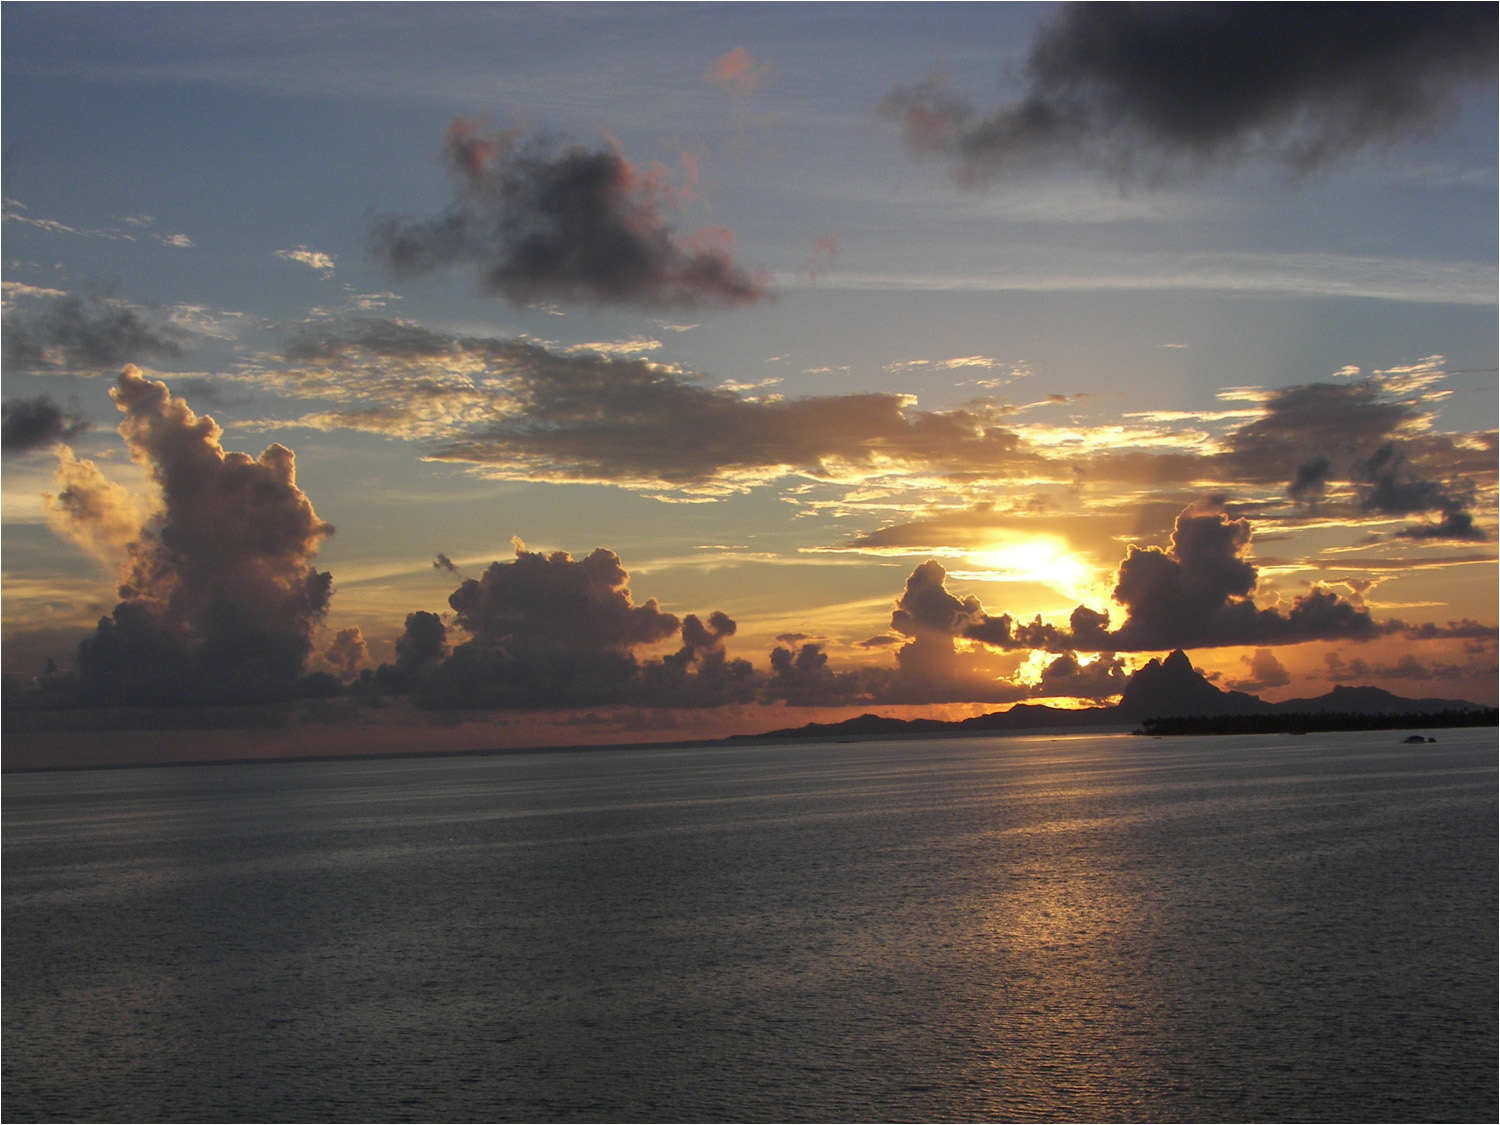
[4,729,1496,1122]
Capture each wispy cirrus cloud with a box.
[2,200,193,246]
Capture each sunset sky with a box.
[3,3,1496,763]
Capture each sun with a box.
[962,534,1105,605]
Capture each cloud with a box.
[64,367,335,705]
[880,502,1387,658]
[879,560,1042,703]
[275,246,336,276]
[1228,648,1292,692]
[323,626,368,680]
[705,46,770,95]
[1355,443,1487,541]
[262,319,1035,495]
[765,642,871,707]
[403,540,681,709]
[2,292,190,373]
[1099,501,1382,650]
[41,446,147,564]
[640,610,757,707]
[882,4,1498,185]
[257,323,1492,548]
[371,120,772,309]
[1202,366,1492,538]
[1324,650,1496,684]
[1036,651,1131,701]
[2,395,92,454]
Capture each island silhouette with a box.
[739,650,1496,741]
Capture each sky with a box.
[3,3,1496,764]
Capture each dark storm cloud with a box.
[2,293,188,372]
[372,120,771,309]
[882,3,1497,184]
[68,367,335,705]
[2,394,91,454]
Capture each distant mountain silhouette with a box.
[740,650,1490,742]
[1269,683,1487,716]
[1115,649,1267,721]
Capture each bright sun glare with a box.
[964,535,1103,605]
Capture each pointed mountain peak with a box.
[1117,649,1269,721]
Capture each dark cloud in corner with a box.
[372,120,772,309]
[2,293,189,372]
[68,366,335,705]
[882,3,1498,185]
[2,394,91,454]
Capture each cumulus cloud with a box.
[323,625,368,680]
[1228,648,1292,692]
[880,560,1041,703]
[883,502,1386,659]
[1098,501,1382,650]
[1036,651,1131,701]
[765,642,870,707]
[361,544,777,711]
[882,3,1498,185]
[2,394,92,454]
[64,367,335,705]
[2,292,189,373]
[371,120,771,309]
[640,611,757,707]
[42,446,147,564]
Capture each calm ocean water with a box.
[4,729,1496,1122]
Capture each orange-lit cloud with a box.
[705,47,769,95]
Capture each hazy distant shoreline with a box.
[7,710,1492,775]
